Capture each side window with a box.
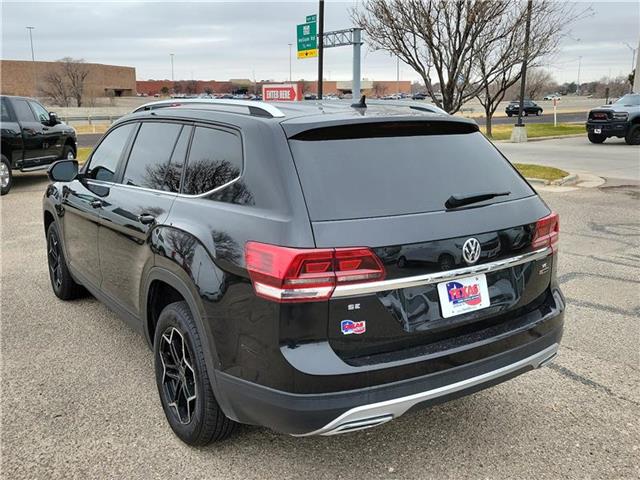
[0,98,12,122]
[121,122,183,191]
[28,101,49,123]
[182,127,242,195]
[12,99,36,122]
[86,123,136,182]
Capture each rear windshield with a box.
[288,124,534,221]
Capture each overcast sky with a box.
[1,0,638,84]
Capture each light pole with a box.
[169,53,175,81]
[26,26,37,94]
[623,42,637,71]
[576,56,582,95]
[396,56,400,94]
[288,43,292,82]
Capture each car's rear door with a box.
[285,119,556,364]
[96,120,187,316]
[62,122,137,287]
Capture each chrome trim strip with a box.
[332,247,551,298]
[135,99,286,118]
[294,343,559,437]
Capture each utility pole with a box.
[26,26,36,94]
[317,0,325,99]
[634,37,640,93]
[170,53,175,81]
[288,43,292,82]
[511,0,532,143]
[516,0,533,128]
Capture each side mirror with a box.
[48,160,78,182]
[49,112,60,125]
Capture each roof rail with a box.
[134,98,286,118]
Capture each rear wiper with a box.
[445,191,510,209]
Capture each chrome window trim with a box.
[332,247,552,298]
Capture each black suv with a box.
[505,100,543,117]
[1,95,77,195]
[43,98,564,445]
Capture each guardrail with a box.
[60,114,123,124]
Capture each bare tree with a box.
[40,58,90,107]
[372,81,388,97]
[40,68,71,107]
[525,68,554,100]
[353,0,581,117]
[58,58,90,107]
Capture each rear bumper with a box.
[213,300,564,435]
[586,121,629,137]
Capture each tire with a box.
[1,155,12,196]
[524,111,529,116]
[588,132,606,144]
[507,113,512,117]
[61,144,75,160]
[154,301,236,445]
[536,109,542,116]
[625,124,640,145]
[46,222,85,300]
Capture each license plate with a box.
[594,128,602,134]
[437,274,490,318]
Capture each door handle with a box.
[90,200,103,209]
[138,213,156,225]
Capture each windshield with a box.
[613,94,640,106]
[288,125,534,221]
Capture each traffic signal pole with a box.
[317,0,325,99]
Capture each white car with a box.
[543,94,560,100]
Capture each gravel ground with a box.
[1,174,638,479]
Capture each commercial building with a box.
[0,59,136,98]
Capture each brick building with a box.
[136,78,413,97]
[0,59,136,98]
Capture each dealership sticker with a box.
[437,274,490,318]
[341,319,366,335]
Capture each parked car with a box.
[412,92,427,100]
[505,100,543,117]
[1,95,77,195]
[585,93,640,145]
[43,98,564,445]
[543,94,561,100]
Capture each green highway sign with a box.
[306,14,317,23]
[297,21,317,59]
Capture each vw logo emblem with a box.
[462,238,481,265]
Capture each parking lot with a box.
[1,146,639,479]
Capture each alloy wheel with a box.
[47,231,63,289]
[0,162,9,189]
[159,327,197,424]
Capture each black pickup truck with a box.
[1,95,77,195]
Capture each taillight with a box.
[245,242,385,303]
[532,212,559,252]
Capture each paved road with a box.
[497,136,640,181]
[1,175,638,479]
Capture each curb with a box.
[494,133,585,143]
[524,173,578,186]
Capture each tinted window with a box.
[29,101,49,123]
[12,99,36,122]
[182,127,242,195]
[86,123,136,182]
[122,122,183,191]
[0,98,11,122]
[288,126,534,221]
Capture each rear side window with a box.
[182,126,242,195]
[122,122,183,191]
[86,123,136,182]
[288,123,534,221]
[12,99,36,122]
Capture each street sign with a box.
[262,83,301,102]
[306,14,317,23]
[297,21,317,59]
